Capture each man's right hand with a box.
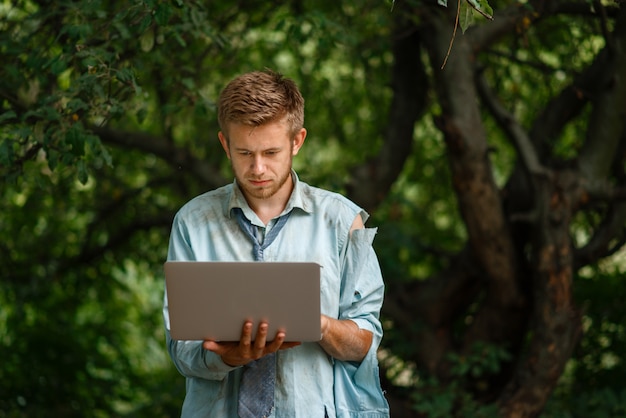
[202,320,301,366]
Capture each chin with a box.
[244,186,276,200]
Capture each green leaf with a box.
[77,159,89,184]
[116,68,133,83]
[466,0,493,19]
[135,108,148,124]
[0,111,17,124]
[48,56,69,76]
[63,23,93,40]
[66,98,89,114]
[0,139,14,165]
[460,1,475,34]
[66,125,85,157]
[46,148,59,171]
[138,14,153,33]
[480,0,494,18]
[154,3,173,26]
[109,103,125,118]
[173,31,187,47]
[140,29,155,52]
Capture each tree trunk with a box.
[499,170,583,417]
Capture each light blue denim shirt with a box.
[163,171,390,418]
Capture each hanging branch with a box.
[441,0,494,69]
[474,70,547,178]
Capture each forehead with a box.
[227,121,291,148]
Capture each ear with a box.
[218,131,231,159]
[291,128,307,156]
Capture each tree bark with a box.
[498,170,583,417]
[421,5,527,358]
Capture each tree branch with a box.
[91,126,226,189]
[57,213,175,279]
[578,6,626,180]
[475,70,548,179]
[346,10,429,213]
[529,49,610,162]
[422,9,524,309]
[575,201,626,268]
[467,1,540,54]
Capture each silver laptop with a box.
[164,261,322,342]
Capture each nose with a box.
[251,155,266,174]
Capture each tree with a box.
[375,1,626,417]
[1,0,625,417]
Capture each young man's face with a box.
[218,120,306,203]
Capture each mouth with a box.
[249,179,271,187]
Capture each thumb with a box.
[203,340,222,352]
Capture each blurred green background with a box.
[2,1,626,417]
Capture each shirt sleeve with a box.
[163,212,240,381]
[334,225,390,417]
[338,226,385,346]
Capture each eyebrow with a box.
[233,147,283,153]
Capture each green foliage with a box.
[544,388,626,418]
[478,9,603,160]
[574,267,626,389]
[372,116,466,285]
[414,381,500,418]
[460,0,494,33]
[2,2,117,182]
[446,342,512,378]
[436,0,494,33]
[0,0,396,415]
[412,342,509,418]
[1,0,626,416]
[0,1,195,402]
[0,260,180,417]
[542,263,626,417]
[0,0,218,184]
[0,150,183,416]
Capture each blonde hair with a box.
[217,70,305,139]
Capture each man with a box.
[163,69,389,418]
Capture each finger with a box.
[203,340,218,351]
[239,321,254,348]
[253,322,269,351]
[203,340,237,354]
[266,330,286,352]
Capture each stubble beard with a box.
[237,166,292,201]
